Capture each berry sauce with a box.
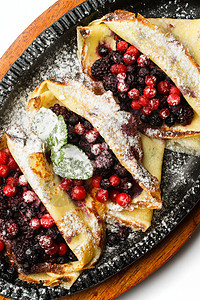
[91,37,194,128]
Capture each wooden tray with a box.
[0,1,199,299]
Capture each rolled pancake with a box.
[77,12,200,138]
[27,79,163,209]
[3,129,104,287]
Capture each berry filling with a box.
[91,37,194,127]
[0,149,76,274]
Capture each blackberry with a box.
[83,120,93,130]
[139,67,150,77]
[103,74,118,94]
[100,179,111,190]
[91,58,111,80]
[165,113,177,127]
[149,111,163,127]
[98,45,109,57]
[126,65,136,73]
[95,151,114,174]
[113,164,129,178]
[108,50,123,64]
[177,105,194,125]
[68,113,79,125]
[150,67,165,81]
[140,114,150,123]
[137,76,145,86]
[126,74,136,88]
[118,92,128,103]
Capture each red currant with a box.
[71,186,86,200]
[3,184,17,197]
[109,175,120,187]
[128,88,140,100]
[57,243,68,256]
[0,240,4,251]
[7,222,18,236]
[131,101,142,110]
[167,94,181,106]
[0,150,9,165]
[126,45,140,57]
[30,218,41,230]
[23,190,36,203]
[85,130,99,143]
[96,188,109,202]
[109,190,120,201]
[116,64,127,74]
[73,179,83,186]
[74,123,85,135]
[169,86,181,96]
[6,176,18,186]
[117,72,126,82]
[3,148,11,157]
[145,75,157,86]
[137,54,149,67]
[91,144,103,156]
[110,64,118,74]
[41,214,54,228]
[39,235,53,249]
[45,244,58,255]
[7,157,18,170]
[117,41,129,51]
[91,175,103,188]
[157,81,170,95]
[117,81,129,93]
[123,53,137,65]
[0,165,10,177]
[143,86,157,99]
[18,175,28,186]
[138,95,149,106]
[116,193,131,207]
[142,106,152,116]
[59,178,73,191]
[149,98,160,110]
[159,108,170,119]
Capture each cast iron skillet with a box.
[0,0,200,299]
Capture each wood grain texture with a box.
[0,0,200,299]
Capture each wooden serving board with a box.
[0,1,200,299]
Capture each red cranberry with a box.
[3,184,17,197]
[0,150,9,165]
[117,41,129,51]
[73,179,83,186]
[123,53,137,65]
[145,75,157,86]
[109,190,120,201]
[169,86,181,96]
[23,190,36,203]
[39,235,53,249]
[137,54,149,67]
[126,45,140,57]
[159,108,170,119]
[41,214,54,229]
[57,243,68,256]
[59,178,73,191]
[109,175,120,187]
[96,188,109,202]
[18,175,28,186]
[45,243,58,255]
[74,123,85,135]
[138,95,149,106]
[30,218,41,230]
[71,186,86,200]
[110,64,118,74]
[142,106,152,116]
[117,81,129,93]
[128,88,140,100]
[6,176,18,186]
[85,130,99,143]
[167,94,181,106]
[0,165,10,177]
[7,222,19,236]
[143,86,157,99]
[7,157,18,170]
[131,101,142,110]
[91,144,103,156]
[149,98,160,110]
[157,81,170,95]
[116,193,131,207]
[117,72,126,82]
[91,175,103,188]
[0,240,4,251]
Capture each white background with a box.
[0,1,199,300]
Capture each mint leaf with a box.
[31,108,67,152]
[52,144,94,180]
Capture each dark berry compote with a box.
[0,149,76,275]
[50,104,142,208]
[91,38,194,128]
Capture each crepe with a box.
[77,11,200,139]
[2,129,104,287]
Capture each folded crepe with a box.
[77,11,200,139]
[1,129,104,288]
[27,78,164,210]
